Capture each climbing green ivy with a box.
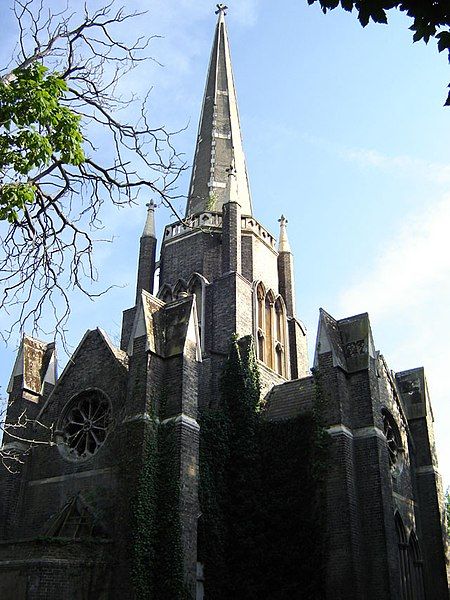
[129,389,188,600]
[131,422,158,599]
[199,336,329,600]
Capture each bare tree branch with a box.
[0,0,188,348]
[0,395,55,474]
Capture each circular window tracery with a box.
[382,409,403,473]
[60,390,111,460]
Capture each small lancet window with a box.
[395,514,425,600]
[275,299,283,343]
[162,288,173,303]
[173,279,187,299]
[275,343,283,376]
[257,329,265,362]
[257,283,265,331]
[265,294,274,370]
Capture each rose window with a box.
[382,409,402,469]
[60,391,111,460]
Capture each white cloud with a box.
[339,194,450,319]
[341,147,450,184]
[302,133,450,184]
[337,195,450,488]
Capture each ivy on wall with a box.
[199,336,329,600]
[131,423,158,599]
[129,404,187,599]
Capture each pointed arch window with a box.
[254,283,287,376]
[274,298,286,376]
[256,283,266,361]
[157,284,173,304]
[395,514,425,600]
[265,292,274,370]
[408,532,425,600]
[173,279,187,299]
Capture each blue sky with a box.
[1,0,449,489]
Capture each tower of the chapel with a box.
[123,6,309,400]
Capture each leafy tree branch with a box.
[307,0,450,105]
[0,0,187,346]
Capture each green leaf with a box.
[0,63,85,217]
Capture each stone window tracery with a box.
[265,293,274,369]
[274,299,286,376]
[395,514,425,600]
[254,282,287,377]
[382,409,403,469]
[59,390,111,461]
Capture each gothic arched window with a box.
[255,283,266,361]
[408,532,425,600]
[274,298,286,376]
[253,283,287,376]
[173,279,187,299]
[157,284,173,304]
[265,291,274,370]
[395,513,409,600]
[395,514,425,600]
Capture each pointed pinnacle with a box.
[278,214,291,253]
[142,200,156,237]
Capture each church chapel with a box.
[1,7,449,600]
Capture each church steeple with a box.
[185,5,253,217]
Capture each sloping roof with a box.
[36,328,128,420]
[264,377,315,421]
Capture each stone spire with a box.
[185,5,253,217]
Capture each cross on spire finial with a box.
[215,4,228,15]
[278,214,291,253]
